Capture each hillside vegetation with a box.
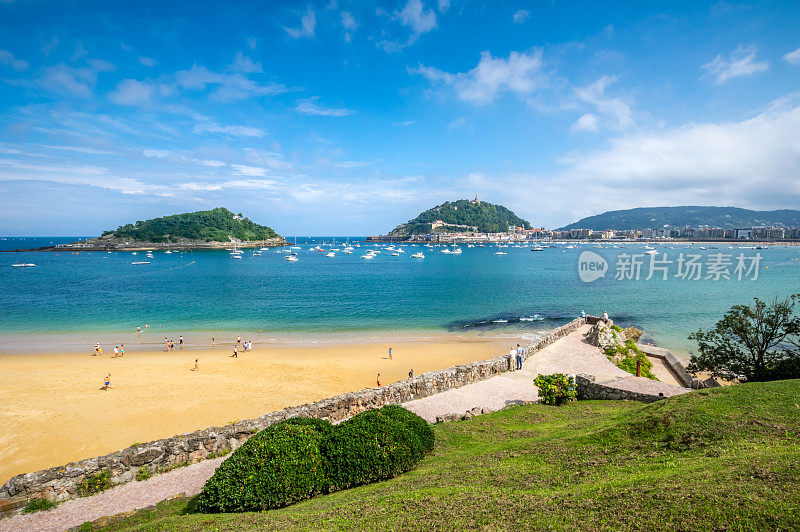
[95,380,800,531]
[559,206,800,231]
[102,207,279,243]
[390,199,531,235]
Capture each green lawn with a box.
[95,380,800,531]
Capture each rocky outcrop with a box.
[586,320,618,350]
[0,318,586,510]
[623,327,643,342]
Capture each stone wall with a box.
[575,374,670,403]
[0,318,586,508]
[635,344,702,388]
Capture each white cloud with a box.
[0,49,28,71]
[295,97,354,117]
[437,0,450,13]
[109,79,157,105]
[513,10,529,23]
[230,51,262,73]
[285,7,316,39]
[784,46,800,65]
[39,65,97,97]
[398,0,437,38]
[448,117,467,130]
[231,164,269,177]
[413,49,545,105]
[341,11,357,30]
[702,45,769,85]
[247,37,257,50]
[194,159,226,167]
[574,76,633,130]
[139,56,156,67]
[192,122,266,137]
[41,36,59,56]
[175,64,286,101]
[571,113,599,132]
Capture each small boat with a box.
[285,253,299,262]
[645,249,658,255]
[131,261,151,265]
[12,263,36,267]
[325,252,336,257]
[411,252,425,259]
[530,246,544,251]
[494,251,507,256]
[361,253,375,259]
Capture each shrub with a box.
[136,466,152,481]
[380,404,435,453]
[322,408,420,491]
[22,497,58,514]
[534,373,577,406]
[605,340,658,380]
[195,423,328,513]
[78,470,111,496]
[195,408,432,513]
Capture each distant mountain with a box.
[103,207,280,243]
[559,206,800,231]
[389,199,531,235]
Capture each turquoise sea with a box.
[1,237,799,355]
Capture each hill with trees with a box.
[559,206,800,231]
[102,207,279,243]
[389,199,531,235]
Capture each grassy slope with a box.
[96,380,800,531]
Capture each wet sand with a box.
[0,335,520,485]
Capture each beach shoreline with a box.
[0,333,525,485]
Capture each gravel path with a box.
[2,324,689,531]
[0,457,224,532]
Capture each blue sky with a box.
[0,0,798,236]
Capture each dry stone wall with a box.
[0,318,586,508]
[576,374,669,403]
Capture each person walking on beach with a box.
[236,335,241,348]
[102,373,111,390]
[191,359,199,371]
[137,326,141,334]
[119,344,125,357]
[179,335,184,349]
[231,346,238,358]
[113,346,119,358]
[211,337,215,347]
[93,344,100,356]
[409,369,414,378]
[388,347,392,360]
[377,373,381,386]
[515,344,523,370]
[164,337,168,351]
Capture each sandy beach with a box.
[0,334,521,485]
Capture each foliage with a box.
[78,470,112,496]
[99,380,800,532]
[605,339,658,380]
[559,205,800,231]
[689,295,800,381]
[22,497,58,514]
[105,207,278,243]
[390,199,531,235]
[534,373,578,406]
[195,423,328,513]
[322,409,424,491]
[135,466,152,481]
[195,408,430,514]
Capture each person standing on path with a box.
[515,344,523,370]
[507,347,515,371]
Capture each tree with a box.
[688,295,800,381]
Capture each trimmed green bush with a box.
[380,404,435,453]
[195,423,328,513]
[195,408,432,513]
[534,373,577,406]
[322,409,420,490]
[605,339,658,380]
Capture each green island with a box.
[41,208,286,250]
[90,380,800,531]
[389,198,532,236]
